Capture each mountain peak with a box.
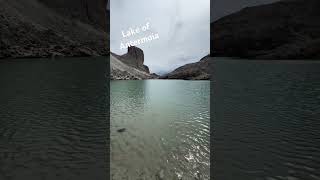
[115,46,150,73]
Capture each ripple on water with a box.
[0,58,108,180]
[111,80,210,180]
[213,60,320,180]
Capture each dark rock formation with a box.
[110,47,154,80]
[211,0,280,22]
[111,46,150,73]
[161,56,211,80]
[117,128,126,133]
[37,0,108,30]
[211,0,320,59]
[0,0,108,59]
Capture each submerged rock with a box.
[117,128,126,133]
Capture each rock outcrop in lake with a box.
[0,0,108,58]
[212,0,320,59]
[161,56,211,80]
[110,46,154,80]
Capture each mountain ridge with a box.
[161,55,211,80]
[211,0,320,59]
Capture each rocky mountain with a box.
[211,0,320,59]
[161,56,211,80]
[37,0,108,30]
[111,46,150,73]
[0,0,108,58]
[110,46,210,80]
[110,46,154,80]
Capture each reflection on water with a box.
[213,59,320,180]
[111,80,210,180]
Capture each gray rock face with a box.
[0,0,108,59]
[37,0,108,30]
[161,56,211,80]
[212,0,320,59]
[110,47,153,80]
[112,46,150,73]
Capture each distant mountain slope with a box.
[161,56,211,80]
[110,47,153,80]
[212,0,320,59]
[0,0,108,58]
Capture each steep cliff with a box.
[111,46,150,73]
[110,47,153,80]
[0,0,108,58]
[212,0,320,59]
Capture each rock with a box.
[161,55,211,80]
[211,0,320,59]
[37,0,108,30]
[112,46,150,73]
[110,47,153,80]
[117,128,126,133]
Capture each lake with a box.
[1,57,318,180]
[110,80,210,180]
[0,58,109,180]
[212,59,320,180]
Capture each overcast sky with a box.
[110,0,210,74]
[109,0,280,73]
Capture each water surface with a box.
[0,58,108,180]
[111,80,210,180]
[213,59,320,180]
